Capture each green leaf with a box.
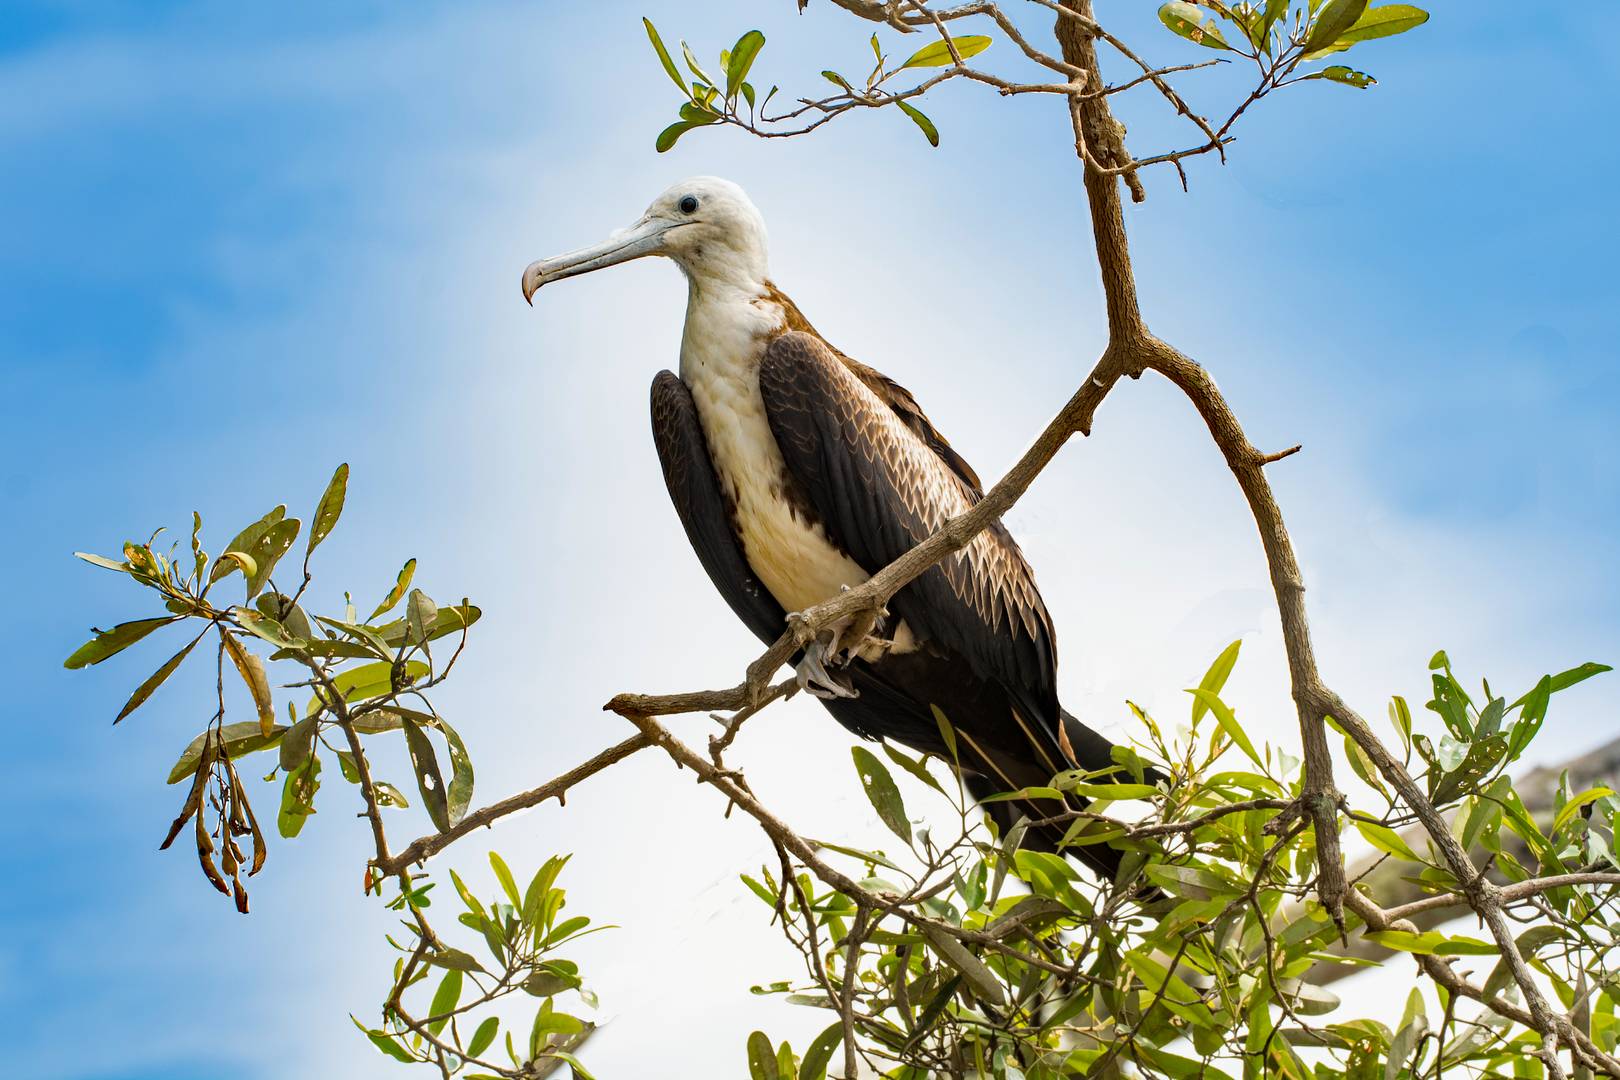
[1143,863,1238,900]
[680,40,716,86]
[1158,2,1233,50]
[656,119,713,153]
[543,1050,595,1080]
[1191,640,1242,723]
[1364,929,1450,955]
[378,601,482,647]
[882,741,946,795]
[725,30,765,100]
[1314,3,1428,55]
[524,854,571,927]
[468,1016,499,1058]
[852,746,911,843]
[1552,787,1615,834]
[64,617,176,669]
[403,717,451,832]
[1185,687,1264,767]
[895,99,939,147]
[244,516,300,599]
[1257,0,1290,49]
[166,721,288,783]
[930,704,957,762]
[386,707,474,825]
[304,659,429,715]
[277,754,321,838]
[529,999,585,1058]
[307,463,349,557]
[1512,662,1612,709]
[406,589,438,646]
[1065,781,1159,801]
[643,18,689,95]
[369,558,416,621]
[256,592,313,641]
[209,506,285,584]
[898,32,992,69]
[233,608,302,649]
[115,629,204,722]
[427,968,462,1036]
[374,781,410,808]
[1355,818,1421,862]
[747,1031,779,1080]
[1433,935,1499,956]
[352,1016,415,1063]
[1303,0,1369,54]
[1303,63,1377,87]
[428,946,487,973]
[799,1022,843,1080]
[74,551,132,574]
[920,923,1006,1005]
[279,714,318,773]
[490,850,522,909]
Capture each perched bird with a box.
[524,177,1147,883]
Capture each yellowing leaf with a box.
[899,33,992,69]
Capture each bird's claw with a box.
[796,639,858,700]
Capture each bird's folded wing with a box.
[650,370,788,646]
[758,331,1061,732]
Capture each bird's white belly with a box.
[688,357,869,615]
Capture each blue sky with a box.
[4,2,1617,1077]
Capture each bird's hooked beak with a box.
[521,215,679,305]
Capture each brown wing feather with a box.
[758,330,1061,738]
[764,281,982,495]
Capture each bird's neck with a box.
[678,275,783,389]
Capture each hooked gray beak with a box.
[521,216,677,305]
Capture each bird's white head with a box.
[522,177,769,303]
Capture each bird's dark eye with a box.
[679,195,699,214]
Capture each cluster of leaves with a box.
[355,852,605,1079]
[643,19,990,151]
[65,464,480,910]
[733,644,1617,1079]
[1157,0,1430,90]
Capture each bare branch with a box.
[376,733,653,876]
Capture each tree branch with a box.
[376,734,653,876]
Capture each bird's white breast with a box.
[679,291,869,617]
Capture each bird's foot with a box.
[822,586,890,661]
[795,638,858,700]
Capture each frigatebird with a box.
[523,178,1146,883]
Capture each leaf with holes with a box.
[1302,64,1377,87]
[307,463,348,556]
[209,506,284,583]
[1159,2,1233,50]
[852,746,910,843]
[244,516,300,599]
[402,717,451,832]
[277,754,321,838]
